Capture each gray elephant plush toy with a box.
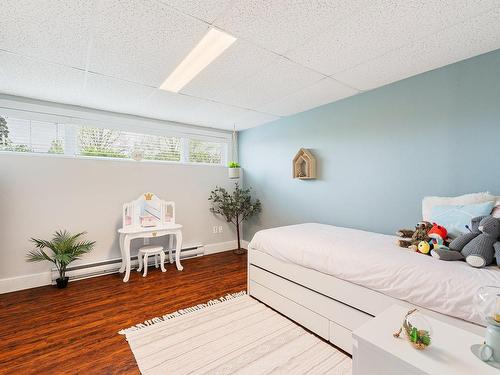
[431,216,500,268]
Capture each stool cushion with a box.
[138,245,164,254]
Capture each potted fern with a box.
[228,161,241,179]
[209,183,261,254]
[26,230,95,288]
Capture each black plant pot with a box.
[56,277,69,289]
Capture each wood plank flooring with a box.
[0,251,247,375]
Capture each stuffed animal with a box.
[431,216,500,268]
[417,241,431,254]
[495,242,500,266]
[449,215,485,249]
[397,221,432,250]
[428,223,449,248]
[417,223,449,254]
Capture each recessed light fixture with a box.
[159,28,237,93]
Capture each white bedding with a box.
[249,223,500,326]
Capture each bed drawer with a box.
[249,280,330,339]
[250,265,372,331]
[330,321,353,354]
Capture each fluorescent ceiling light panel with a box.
[160,28,237,93]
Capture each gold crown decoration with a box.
[144,192,154,200]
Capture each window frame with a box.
[0,96,232,167]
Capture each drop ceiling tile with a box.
[332,8,500,91]
[0,51,84,104]
[260,77,359,116]
[190,101,252,129]
[89,0,209,86]
[286,0,500,76]
[215,57,325,109]
[157,0,233,23]
[180,39,279,101]
[140,90,208,124]
[234,111,280,130]
[79,73,155,115]
[0,0,93,68]
[214,0,365,54]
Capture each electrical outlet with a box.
[212,226,218,234]
[218,226,223,233]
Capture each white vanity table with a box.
[118,224,183,282]
[118,193,183,283]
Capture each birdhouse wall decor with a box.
[292,148,317,179]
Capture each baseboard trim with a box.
[0,272,52,294]
[0,239,249,294]
[204,239,249,255]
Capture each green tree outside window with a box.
[79,127,126,158]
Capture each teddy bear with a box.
[397,221,433,250]
[431,216,500,268]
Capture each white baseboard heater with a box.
[51,244,204,282]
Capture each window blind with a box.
[0,113,225,165]
[188,138,224,164]
[76,126,181,162]
[0,116,65,154]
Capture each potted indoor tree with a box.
[209,183,261,254]
[228,161,241,179]
[26,230,95,288]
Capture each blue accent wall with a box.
[239,50,500,241]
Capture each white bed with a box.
[247,223,499,354]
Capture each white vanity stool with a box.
[137,245,166,277]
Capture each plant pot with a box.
[228,167,240,179]
[56,277,69,289]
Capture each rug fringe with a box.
[118,291,247,335]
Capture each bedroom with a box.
[1,1,500,374]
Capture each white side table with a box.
[352,305,494,375]
[117,224,183,282]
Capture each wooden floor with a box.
[0,251,247,375]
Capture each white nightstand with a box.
[353,305,495,375]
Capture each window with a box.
[0,116,65,154]
[0,113,227,165]
[77,127,181,162]
[188,139,223,164]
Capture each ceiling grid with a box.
[0,0,498,130]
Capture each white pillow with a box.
[492,207,500,218]
[422,192,496,221]
[493,198,500,218]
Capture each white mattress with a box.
[249,223,500,325]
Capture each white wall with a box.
[0,153,237,291]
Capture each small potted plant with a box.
[228,161,241,179]
[26,230,95,288]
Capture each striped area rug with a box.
[120,292,352,375]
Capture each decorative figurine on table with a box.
[471,286,500,368]
[393,308,432,350]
